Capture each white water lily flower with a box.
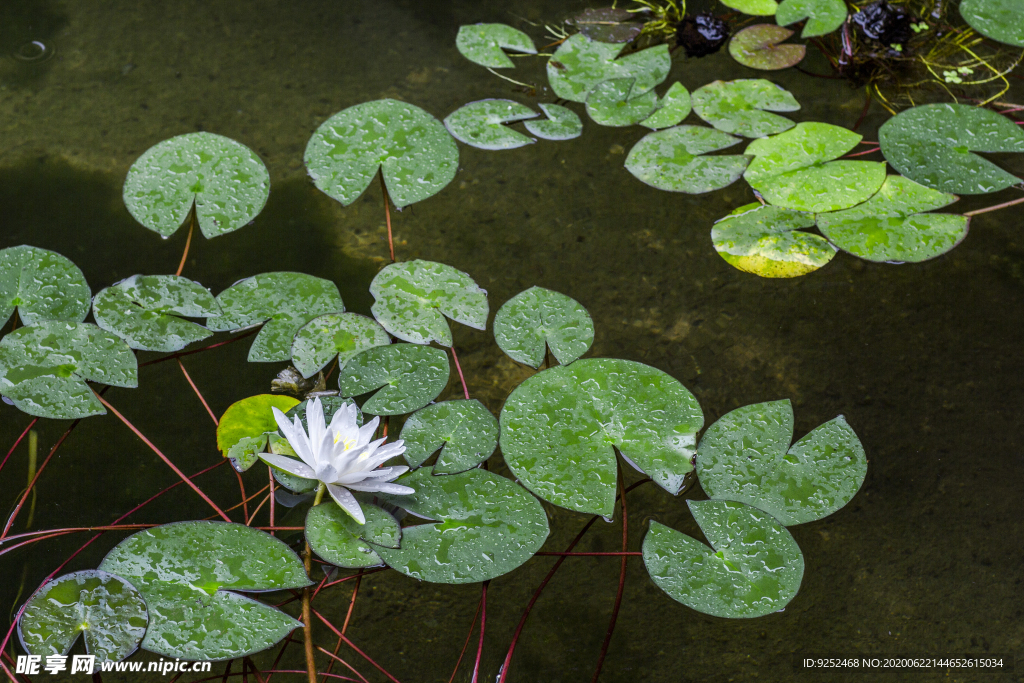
[259,398,413,524]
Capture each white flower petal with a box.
[334,466,408,485]
[259,453,317,480]
[328,403,360,442]
[327,485,365,524]
[357,416,380,446]
[306,398,327,461]
[273,408,316,469]
[346,482,415,496]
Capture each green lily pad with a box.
[0,246,91,328]
[585,78,659,127]
[523,103,583,140]
[291,313,391,379]
[643,501,804,618]
[400,399,498,473]
[776,0,848,37]
[337,344,449,416]
[729,25,806,70]
[500,358,704,516]
[712,203,836,278]
[305,100,459,209]
[370,260,488,346]
[456,23,537,68]
[444,100,537,150]
[640,83,693,130]
[493,286,594,368]
[18,570,148,664]
[374,468,549,583]
[98,521,311,660]
[720,0,779,15]
[217,394,301,471]
[568,8,644,43]
[547,33,670,102]
[625,125,751,194]
[744,122,886,212]
[696,400,867,525]
[92,275,220,352]
[123,132,270,239]
[0,322,137,420]
[206,272,345,362]
[692,79,799,138]
[816,176,969,263]
[960,0,1024,47]
[306,502,400,568]
[878,103,1024,195]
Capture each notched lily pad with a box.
[547,33,670,102]
[456,23,537,68]
[292,312,390,379]
[444,100,537,150]
[493,286,594,368]
[306,501,400,568]
[585,78,658,127]
[217,394,301,471]
[640,82,693,130]
[729,25,806,70]
[959,0,1024,47]
[523,103,584,140]
[400,399,498,473]
[337,344,449,416]
[692,79,799,138]
[625,125,751,194]
[568,8,644,43]
[712,203,836,278]
[0,245,91,328]
[776,0,848,37]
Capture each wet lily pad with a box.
[493,286,594,368]
[720,0,779,15]
[696,401,867,525]
[291,313,390,379]
[0,322,137,420]
[206,272,345,362]
[337,344,449,416]
[585,78,659,127]
[776,0,848,37]
[640,83,693,130]
[500,358,703,516]
[692,79,799,138]
[729,25,806,70]
[305,100,459,208]
[400,399,498,473]
[217,394,301,471]
[712,203,836,277]
[568,8,644,43]
[123,132,270,239]
[0,246,91,328]
[374,468,549,583]
[370,260,488,346]
[456,23,537,68]
[306,501,400,568]
[625,125,751,194]
[18,570,148,663]
[98,521,311,660]
[959,0,1024,47]
[523,103,583,140]
[444,100,537,150]
[547,33,670,102]
[643,501,804,618]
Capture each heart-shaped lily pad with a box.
[692,79,799,138]
[493,286,594,368]
[776,0,848,37]
[547,33,671,102]
[643,501,804,618]
[500,358,704,516]
[959,0,1024,47]
[337,344,449,416]
[305,100,459,209]
[568,8,644,43]
[625,125,751,194]
[217,394,301,471]
[400,399,498,473]
[206,272,345,362]
[0,246,90,328]
[123,132,270,239]
[640,83,693,130]
[720,0,780,15]
[18,570,148,664]
[98,521,311,660]
[586,78,659,127]
[306,501,400,568]
[444,100,537,150]
[0,322,138,420]
[291,313,391,379]
[696,399,867,525]
[729,25,806,70]
[712,203,836,277]
[456,23,537,68]
[523,103,583,140]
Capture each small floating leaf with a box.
[720,0,779,15]
[306,502,400,568]
[400,399,498,473]
[547,34,670,102]
[217,394,301,471]
[337,344,449,416]
[692,79,799,138]
[0,246,90,328]
[568,8,644,43]
[291,313,390,379]
[456,23,537,68]
[585,78,659,127]
[523,103,583,140]
[493,286,594,368]
[625,125,751,194]
[776,0,848,37]
[729,25,806,70]
[712,203,836,278]
[959,0,1024,47]
[640,83,693,130]
[444,99,537,150]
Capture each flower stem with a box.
[302,482,327,683]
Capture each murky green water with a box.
[1,0,1022,681]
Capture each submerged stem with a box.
[378,170,396,263]
[963,193,1024,217]
[175,208,196,277]
[302,482,327,683]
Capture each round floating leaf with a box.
[206,272,345,362]
[720,0,779,15]
[0,245,90,328]
[523,103,583,140]
[292,313,390,379]
[370,260,488,346]
[493,286,594,368]
[92,275,219,352]
[400,399,498,473]
[444,100,537,150]
[585,78,659,127]
[337,344,449,416]
[816,175,969,263]
[960,0,1024,47]
[878,103,1024,195]
[568,8,644,43]
[776,0,848,37]
[547,33,671,102]
[305,99,459,209]
[712,203,836,278]
[729,25,806,70]
[217,394,301,471]
[643,501,804,618]
[0,322,137,420]
[123,132,270,239]
[18,570,148,663]
[306,501,400,568]
[625,125,751,194]
[640,83,693,130]
[500,358,704,516]
[696,400,867,525]
[373,468,549,583]
[692,79,799,138]
[99,521,311,661]
[456,23,537,68]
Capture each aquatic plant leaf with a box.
[0,322,137,419]
[643,501,804,618]
[374,468,549,583]
[878,103,1024,194]
[720,0,779,15]
[0,245,90,328]
[585,78,659,127]
[18,570,148,663]
[123,132,270,238]
[292,313,390,379]
[816,176,969,262]
[547,33,670,102]
[337,344,449,416]
[492,286,594,368]
[625,125,751,194]
[370,260,487,346]
[729,25,806,70]
[696,400,867,524]
[456,23,537,68]
[444,100,537,150]
[217,394,300,471]
[692,79,799,138]
[776,0,847,37]
[640,83,693,130]
[206,272,344,362]
[959,0,1024,47]
[400,399,498,473]
[500,358,703,516]
[523,103,583,140]
[306,502,400,568]
[99,521,310,660]
[712,203,836,277]
[568,8,644,43]
[305,99,459,208]
[92,275,219,352]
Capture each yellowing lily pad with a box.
[0,245,91,328]
[712,203,836,278]
[456,23,537,68]
[547,33,670,102]
[217,394,301,471]
[444,99,537,150]
[729,25,806,70]
[692,79,799,138]
[720,0,780,15]
[625,125,751,194]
